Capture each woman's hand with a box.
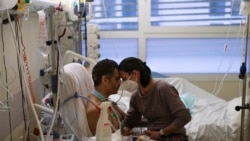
[121,127,133,136]
[144,130,161,140]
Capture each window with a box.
[146,0,246,74]
[146,38,244,73]
[150,0,242,26]
[82,38,138,62]
[89,0,138,30]
[83,0,248,74]
[98,38,138,62]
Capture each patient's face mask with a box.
[120,79,138,92]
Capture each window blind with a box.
[89,0,138,30]
[151,0,243,26]
[146,38,243,73]
[98,38,138,62]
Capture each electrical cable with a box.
[109,106,121,131]
[79,1,88,56]
[6,9,44,141]
[60,92,122,134]
[211,7,234,95]
[0,22,15,111]
[45,46,60,141]
[77,1,126,127]
[110,105,122,130]
[44,8,66,140]
[2,21,13,141]
[14,18,29,141]
[212,0,246,96]
[110,89,124,105]
[58,28,66,42]
[213,19,246,96]
[15,15,37,103]
[15,17,40,138]
[224,0,236,46]
[56,12,72,51]
[45,14,67,139]
[15,15,29,139]
[62,93,98,109]
[99,0,121,62]
[0,20,5,98]
[55,10,67,43]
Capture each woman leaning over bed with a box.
[118,57,191,141]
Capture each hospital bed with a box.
[110,77,249,141]
[56,58,248,141]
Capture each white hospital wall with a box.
[193,80,243,101]
[171,74,247,101]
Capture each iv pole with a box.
[236,14,250,141]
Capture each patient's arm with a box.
[86,108,99,135]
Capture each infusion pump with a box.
[62,0,93,21]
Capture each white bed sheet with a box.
[109,78,249,141]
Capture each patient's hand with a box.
[144,130,161,140]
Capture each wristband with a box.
[159,129,166,136]
[112,101,117,105]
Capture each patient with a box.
[86,59,126,135]
[119,57,191,141]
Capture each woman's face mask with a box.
[120,80,138,92]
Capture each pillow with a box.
[180,93,196,113]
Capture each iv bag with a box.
[37,10,50,56]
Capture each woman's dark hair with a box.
[118,57,151,87]
[92,59,118,86]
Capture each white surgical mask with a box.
[120,80,138,92]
